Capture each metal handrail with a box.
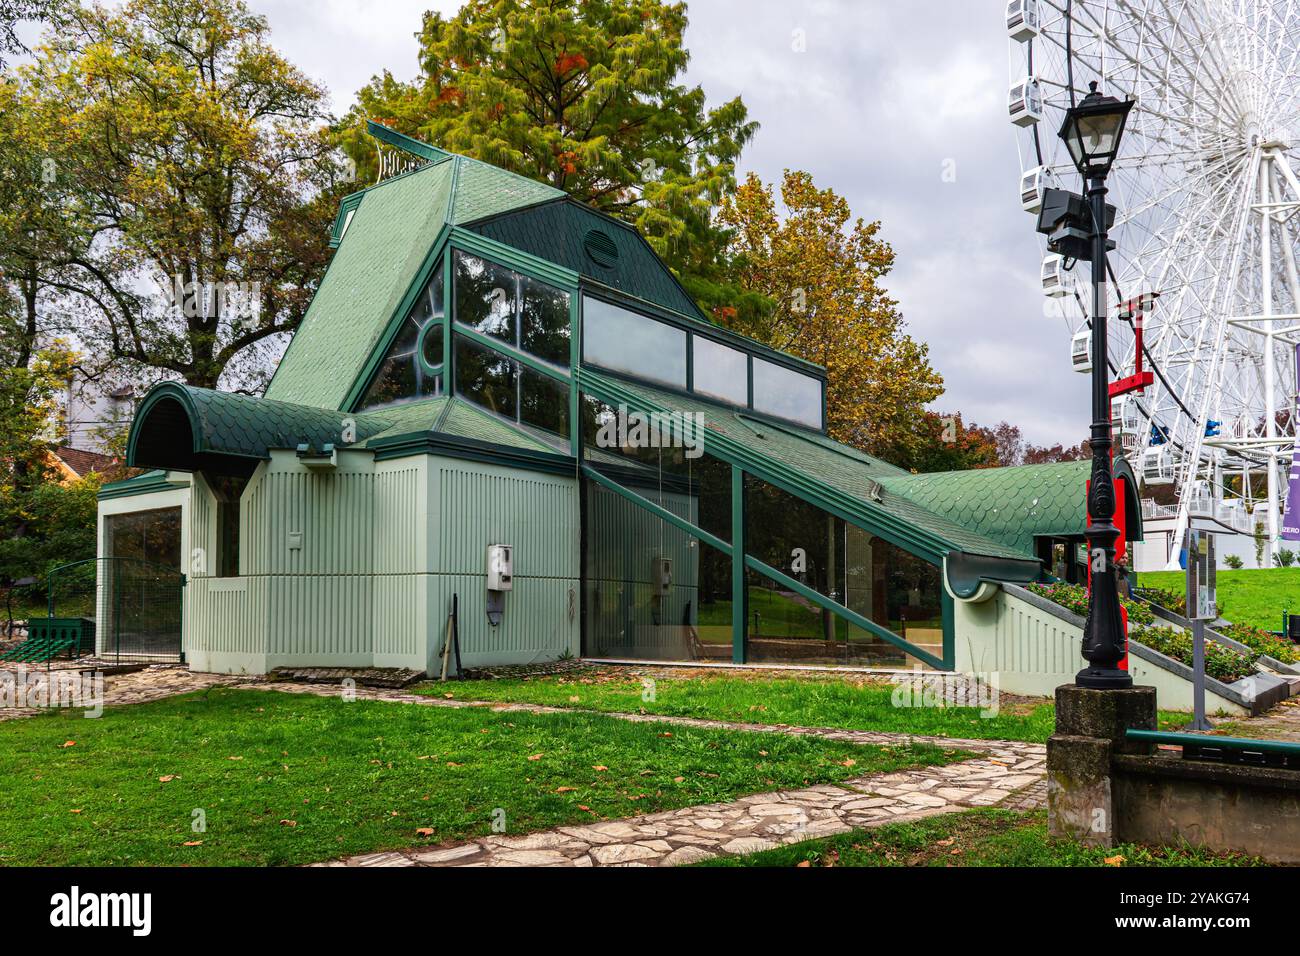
[1126,728,1300,757]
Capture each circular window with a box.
[417,320,444,376]
[583,229,619,269]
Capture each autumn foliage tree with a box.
[337,0,756,312]
[12,0,348,390]
[716,170,943,457]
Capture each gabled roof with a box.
[265,160,455,410]
[50,445,119,479]
[265,124,567,413]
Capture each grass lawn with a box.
[1137,567,1300,631]
[697,808,1269,867]
[0,686,965,866]
[419,669,1196,743]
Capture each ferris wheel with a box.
[1006,0,1300,568]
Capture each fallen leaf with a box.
[226,756,243,761]
[569,695,581,703]
[796,860,812,868]
[758,750,768,757]
[658,732,673,738]
[936,838,955,847]
[61,741,76,748]
[158,775,177,783]
[69,809,82,814]
[415,828,435,837]
[527,753,544,761]
[183,841,203,847]
[591,765,608,772]
[1104,854,1126,867]
[279,819,297,827]
[446,761,460,767]
[839,758,857,768]
[556,786,577,793]
[443,693,454,699]
[673,776,685,783]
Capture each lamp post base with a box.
[1075,666,1134,690]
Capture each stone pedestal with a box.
[1047,684,1156,847]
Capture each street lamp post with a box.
[1060,82,1135,690]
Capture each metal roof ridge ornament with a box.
[365,120,446,184]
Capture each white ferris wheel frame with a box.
[1008,0,1300,569]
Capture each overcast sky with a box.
[28,0,1090,446]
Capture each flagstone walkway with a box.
[320,745,1046,868]
[234,680,1048,868]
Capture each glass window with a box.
[692,337,749,406]
[455,335,571,441]
[454,251,516,345]
[454,251,572,367]
[582,296,687,388]
[751,358,823,429]
[455,335,517,419]
[519,364,569,439]
[580,393,730,545]
[103,507,182,570]
[359,269,444,409]
[420,321,444,374]
[520,274,571,366]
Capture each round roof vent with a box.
[583,229,619,269]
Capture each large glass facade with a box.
[450,250,573,444]
[581,393,734,661]
[578,394,944,666]
[584,480,734,662]
[743,475,942,667]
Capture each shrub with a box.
[1223,554,1244,570]
[1276,549,1297,568]
[1219,621,1299,665]
[1027,582,1258,683]
[1026,581,1154,626]
[1132,626,1256,684]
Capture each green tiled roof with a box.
[265,161,455,410]
[880,459,1142,557]
[128,383,562,474]
[128,384,401,470]
[578,370,1034,563]
[448,155,564,225]
[880,463,1088,557]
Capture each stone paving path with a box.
[236,680,1047,868]
[321,746,1046,868]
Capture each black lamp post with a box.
[1060,82,1135,690]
